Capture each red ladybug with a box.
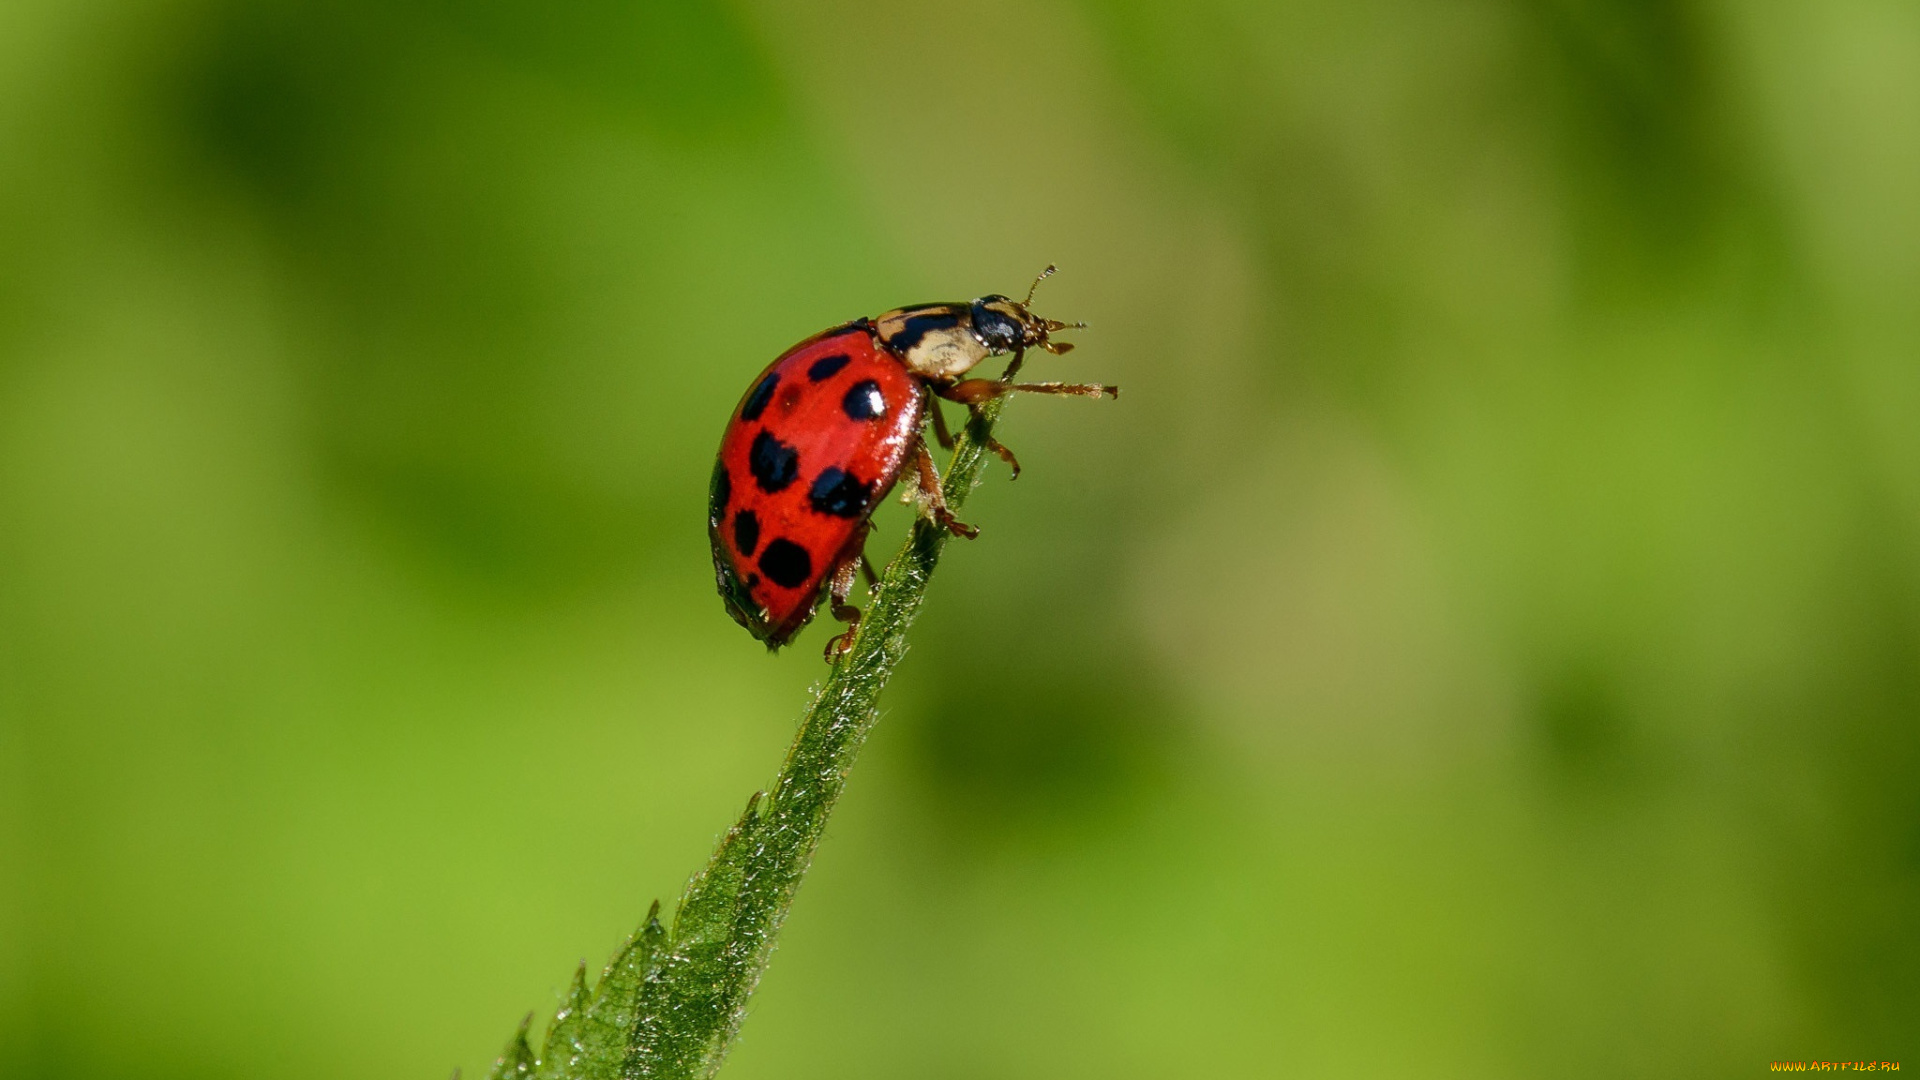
[708,267,1117,659]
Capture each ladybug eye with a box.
[968,301,1025,352]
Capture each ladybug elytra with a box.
[708,267,1117,660]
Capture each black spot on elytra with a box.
[749,430,800,492]
[809,467,872,518]
[708,460,731,528]
[741,372,779,421]
[732,508,760,555]
[758,538,812,589]
[884,309,962,354]
[807,353,851,381]
[843,379,886,421]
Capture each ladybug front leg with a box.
[930,379,1107,480]
[908,434,979,539]
[1001,344,1028,382]
[928,385,1016,476]
[943,379,1120,403]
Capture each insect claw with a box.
[823,630,855,662]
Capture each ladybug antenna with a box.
[1023,264,1059,308]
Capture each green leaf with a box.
[533,963,589,1080]
[493,398,1010,1080]
[540,901,668,1080]
[488,1015,537,1080]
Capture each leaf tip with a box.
[551,961,590,1024]
[486,1013,537,1080]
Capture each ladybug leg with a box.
[932,379,993,406]
[909,435,979,539]
[940,379,1120,404]
[1001,344,1028,382]
[860,554,879,588]
[984,434,1021,479]
[929,380,1021,478]
[823,523,873,661]
[936,379,1117,479]
[822,552,864,661]
[929,395,956,451]
[1008,380,1121,399]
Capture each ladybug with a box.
[708,267,1117,660]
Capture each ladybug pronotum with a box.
[707,267,1117,660]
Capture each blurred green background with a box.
[3,0,1916,1076]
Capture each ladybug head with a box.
[969,265,1086,357]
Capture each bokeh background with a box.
[3,0,1917,1076]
